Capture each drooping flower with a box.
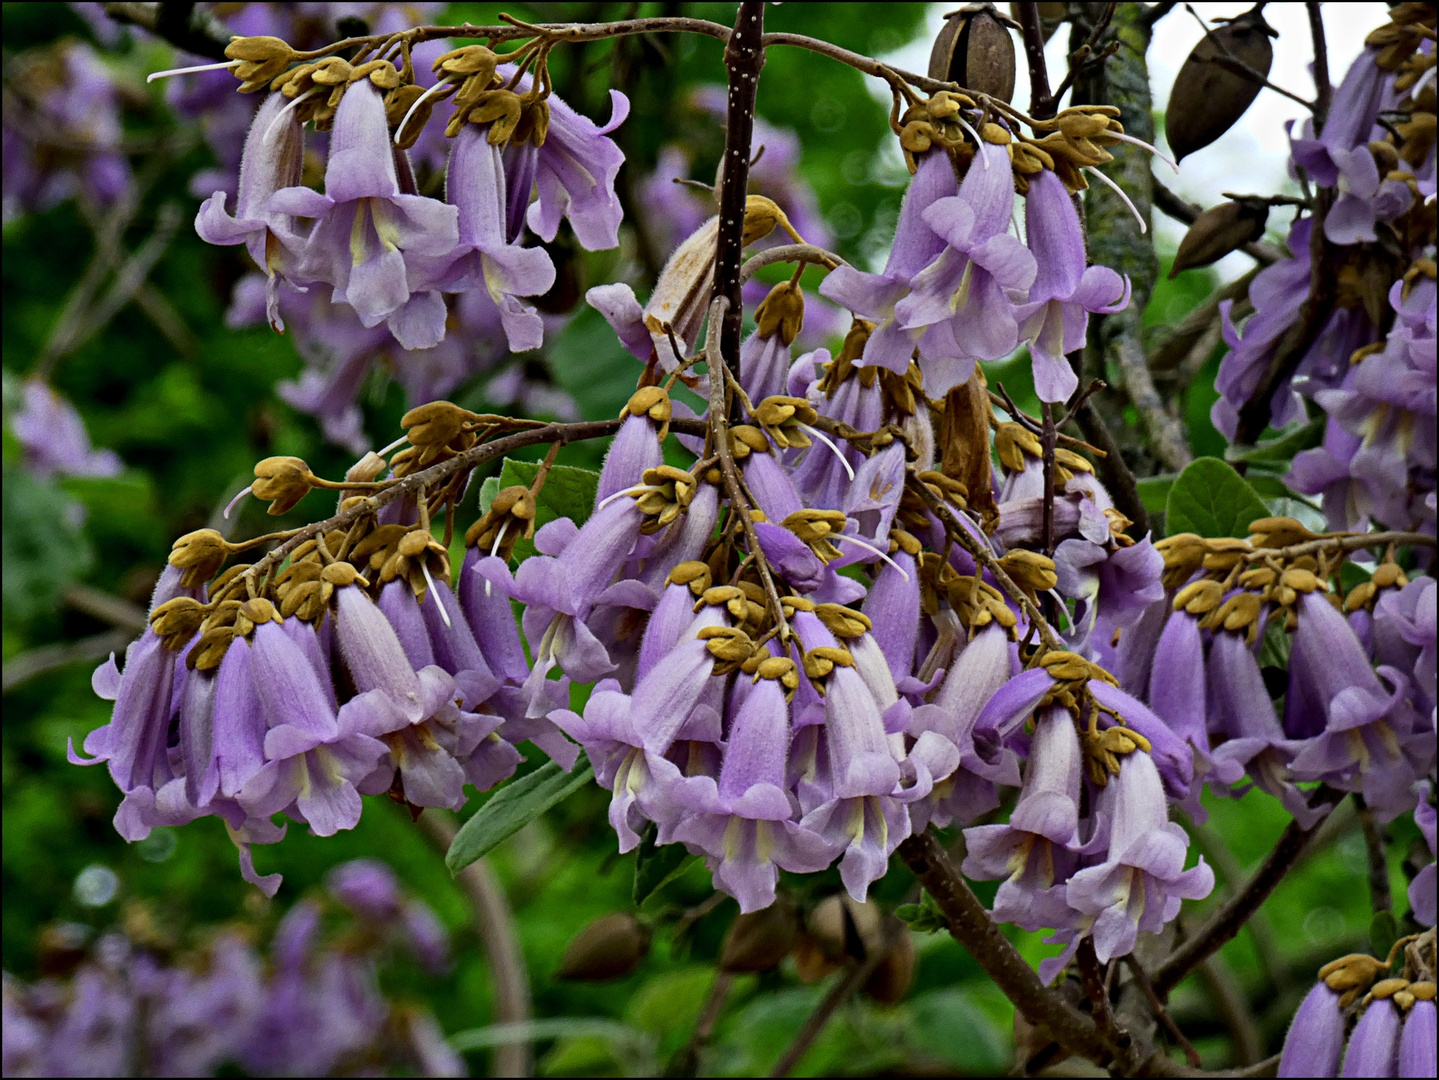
[1278,982,1346,1078]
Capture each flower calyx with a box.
[755,280,805,346]
[751,396,818,450]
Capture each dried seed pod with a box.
[555,912,650,982]
[719,898,799,973]
[1166,7,1278,162]
[1169,199,1270,277]
[863,928,916,1005]
[930,5,1018,103]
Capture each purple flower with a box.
[896,143,1038,394]
[1411,792,1436,926]
[11,380,122,480]
[1374,577,1437,720]
[1060,750,1213,970]
[671,676,835,912]
[195,92,306,332]
[1279,982,1345,1078]
[1341,998,1400,1078]
[819,151,956,374]
[428,123,557,351]
[1017,168,1129,403]
[269,81,459,343]
[1401,1000,1436,1079]
[963,706,1084,931]
[1290,47,1389,188]
[1052,537,1164,650]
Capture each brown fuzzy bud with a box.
[720,898,799,973]
[929,6,1018,104]
[814,603,873,640]
[667,561,712,595]
[224,35,297,94]
[169,529,232,589]
[1166,9,1278,162]
[1247,515,1320,548]
[253,456,314,515]
[554,913,650,982]
[742,195,801,246]
[999,550,1059,592]
[995,422,1043,472]
[150,597,208,649]
[754,280,805,346]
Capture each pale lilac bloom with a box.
[268,81,459,343]
[1017,169,1130,403]
[1341,998,1401,1078]
[820,151,956,374]
[195,92,305,332]
[1374,577,1437,720]
[963,706,1084,931]
[1279,982,1345,1078]
[1052,537,1163,650]
[11,379,122,480]
[1411,792,1436,926]
[896,143,1038,394]
[1401,1000,1437,1079]
[1058,751,1213,975]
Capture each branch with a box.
[1356,797,1393,916]
[1305,3,1332,131]
[2,628,134,693]
[739,243,845,283]
[1244,531,1437,562]
[63,585,148,634]
[1152,788,1345,997]
[1016,4,1057,120]
[420,811,533,1078]
[100,2,235,59]
[897,831,1112,1064]
[715,1,765,394]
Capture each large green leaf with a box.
[1165,457,1269,539]
[496,458,601,563]
[1225,419,1324,466]
[445,759,594,875]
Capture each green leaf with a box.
[478,475,500,515]
[445,759,594,875]
[496,458,600,563]
[1369,910,1398,960]
[632,823,696,906]
[1136,474,1177,515]
[1165,457,1269,539]
[1225,419,1324,465]
[894,889,950,933]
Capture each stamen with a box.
[831,533,911,580]
[394,78,454,146]
[223,485,253,520]
[267,88,322,142]
[595,483,651,511]
[1084,167,1147,234]
[147,59,240,84]
[956,116,990,168]
[376,434,409,457]
[421,561,451,627]
[484,519,511,596]
[798,424,855,481]
[1103,129,1179,172]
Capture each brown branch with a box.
[1126,957,1201,1069]
[1356,797,1393,916]
[1152,788,1346,997]
[739,243,845,283]
[100,1,235,58]
[1016,4,1057,120]
[420,811,533,1078]
[1245,531,1437,562]
[897,831,1112,1064]
[2,628,135,693]
[1041,402,1058,558]
[667,972,733,1077]
[62,585,149,634]
[714,2,765,395]
[1305,3,1332,131]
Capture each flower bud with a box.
[754,280,805,346]
[555,912,650,981]
[719,899,799,973]
[150,596,208,649]
[169,529,231,588]
[253,456,314,515]
[1165,8,1277,162]
[999,550,1059,592]
[224,35,297,94]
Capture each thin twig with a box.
[1305,3,1332,131]
[666,972,732,1077]
[62,585,149,634]
[769,924,900,1078]
[2,628,134,693]
[1016,4,1057,121]
[1356,797,1393,916]
[897,831,1112,1064]
[1069,400,1149,538]
[1052,2,1118,103]
[1079,939,1130,1069]
[1180,4,1313,111]
[739,243,845,283]
[100,1,235,58]
[1041,402,1058,558]
[1153,788,1346,997]
[1244,531,1437,561]
[1126,956,1201,1069]
[420,811,533,1079]
[1195,956,1264,1067]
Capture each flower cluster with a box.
[1,859,459,1078]
[1211,3,1436,538]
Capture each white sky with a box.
[876,2,1391,279]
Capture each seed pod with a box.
[930,5,1018,103]
[719,898,799,973]
[1166,7,1278,162]
[555,912,650,982]
[1169,199,1270,277]
[863,928,916,1005]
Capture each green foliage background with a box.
[2,3,1424,1075]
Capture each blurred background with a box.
[2,3,1423,1075]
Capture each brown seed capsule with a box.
[1166,7,1278,162]
[863,928,917,1005]
[554,912,650,982]
[719,898,799,973]
[930,5,1018,104]
[1170,199,1270,277]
